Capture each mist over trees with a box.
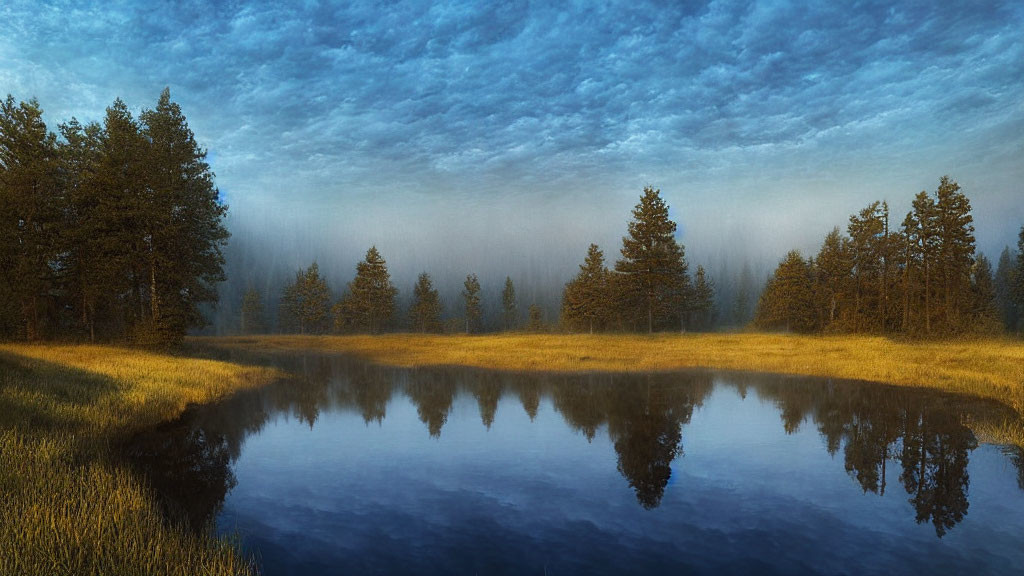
[755,177,1014,336]
[0,91,227,344]
[4,92,1021,341]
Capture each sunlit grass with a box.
[204,331,1024,422]
[0,344,280,576]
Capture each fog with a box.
[3,1,1022,331]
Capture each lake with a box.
[128,352,1024,575]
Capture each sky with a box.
[2,0,1022,299]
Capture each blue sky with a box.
[2,0,1022,287]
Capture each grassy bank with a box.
[0,344,280,576]
[200,332,1024,415]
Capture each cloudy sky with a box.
[2,0,1022,291]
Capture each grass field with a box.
[2,333,1022,573]
[0,344,281,576]
[201,332,1024,414]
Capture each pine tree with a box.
[280,262,331,334]
[561,243,612,333]
[528,304,544,331]
[462,273,482,334]
[933,176,976,331]
[615,186,690,333]
[754,250,817,333]
[334,246,397,333]
[58,117,104,340]
[994,246,1019,332]
[409,272,443,333]
[690,265,716,331]
[501,276,518,330]
[0,96,63,340]
[813,228,854,331]
[969,253,1000,333]
[240,288,266,334]
[1016,227,1024,329]
[137,88,229,343]
[847,201,886,332]
[903,191,939,334]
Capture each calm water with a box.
[129,353,1024,575]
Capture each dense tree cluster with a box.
[755,177,1017,335]
[0,91,228,344]
[561,187,714,333]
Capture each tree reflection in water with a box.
[125,352,1022,537]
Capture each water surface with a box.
[129,353,1024,575]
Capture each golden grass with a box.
[200,332,1024,415]
[0,343,281,576]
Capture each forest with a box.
[3,93,1024,343]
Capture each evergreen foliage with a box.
[462,273,482,334]
[527,304,544,331]
[333,246,397,333]
[690,265,716,331]
[0,91,228,345]
[280,263,331,334]
[994,246,1019,333]
[615,186,691,332]
[409,272,443,333]
[501,276,518,330]
[755,250,817,333]
[759,177,1002,336]
[561,244,612,333]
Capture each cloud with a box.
[1,0,1021,276]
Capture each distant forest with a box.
[2,93,1023,343]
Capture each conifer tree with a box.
[993,246,1019,333]
[934,176,975,331]
[754,250,817,333]
[690,265,716,331]
[903,191,939,334]
[280,262,331,334]
[501,276,518,330]
[561,243,612,333]
[334,246,397,333]
[58,117,104,340]
[1015,227,1024,328]
[969,253,1000,333]
[240,288,265,334]
[528,304,544,331]
[409,272,443,333]
[847,201,886,332]
[813,228,854,330]
[615,186,690,333]
[0,96,62,340]
[138,88,229,343]
[462,273,482,334]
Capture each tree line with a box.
[0,91,228,344]
[754,176,1024,335]
[247,186,716,335]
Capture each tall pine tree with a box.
[615,186,690,333]
[409,272,443,333]
[562,243,612,333]
[334,246,397,333]
[755,250,817,333]
[462,273,482,334]
[501,276,518,330]
[0,97,62,340]
[280,262,331,334]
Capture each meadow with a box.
[0,344,281,576]
[3,333,1023,575]
[202,332,1024,413]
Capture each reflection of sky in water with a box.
[206,379,1024,575]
